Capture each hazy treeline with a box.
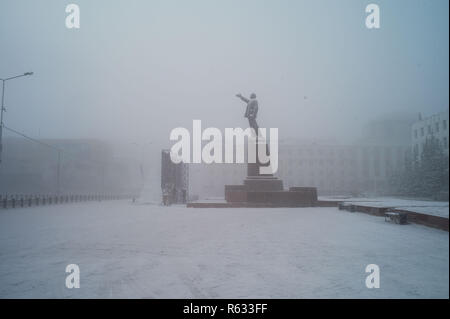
[389,136,449,200]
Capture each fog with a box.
[0,0,448,197]
[1,0,448,142]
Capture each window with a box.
[443,120,447,130]
[414,129,418,138]
[421,127,424,136]
[444,137,448,149]
[435,122,439,133]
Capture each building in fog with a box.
[360,112,417,146]
[188,139,408,198]
[411,110,449,158]
[0,137,141,195]
[277,140,408,195]
[188,113,418,198]
[161,150,188,204]
[189,163,246,199]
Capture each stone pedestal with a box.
[225,184,318,207]
[224,138,317,207]
[244,176,283,191]
[244,137,283,191]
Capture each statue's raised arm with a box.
[236,93,250,103]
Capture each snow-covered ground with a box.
[0,201,448,298]
[319,196,449,218]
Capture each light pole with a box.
[0,72,34,163]
[131,142,150,189]
[57,150,61,195]
[130,141,154,198]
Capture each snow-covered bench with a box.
[385,211,408,225]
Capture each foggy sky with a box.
[0,0,448,147]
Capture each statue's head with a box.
[250,93,256,99]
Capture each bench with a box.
[385,212,408,225]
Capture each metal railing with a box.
[0,194,135,209]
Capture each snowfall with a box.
[0,201,448,299]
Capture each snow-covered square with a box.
[0,201,448,298]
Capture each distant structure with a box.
[188,111,446,198]
[161,150,188,205]
[190,163,246,199]
[0,137,140,195]
[276,140,409,196]
[189,140,409,197]
[360,112,418,146]
[411,110,449,158]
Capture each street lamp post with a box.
[131,141,154,197]
[57,150,61,195]
[0,72,33,163]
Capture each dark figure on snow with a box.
[236,92,259,135]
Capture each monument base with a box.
[222,133,317,207]
[244,176,283,192]
[225,184,317,207]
